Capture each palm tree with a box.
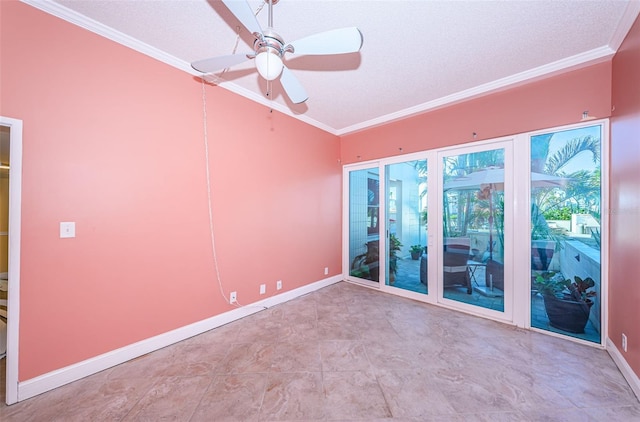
[530,134,601,243]
[442,150,504,237]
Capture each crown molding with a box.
[20,0,338,135]
[609,0,640,51]
[21,0,193,74]
[336,46,615,136]
[21,0,632,137]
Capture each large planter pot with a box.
[410,251,421,260]
[542,294,593,333]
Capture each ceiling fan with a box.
[191,0,363,104]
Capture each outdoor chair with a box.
[443,237,472,294]
[485,259,504,292]
[531,240,555,271]
[420,250,428,285]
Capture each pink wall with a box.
[610,15,640,378]
[341,62,612,163]
[3,0,636,386]
[1,1,341,380]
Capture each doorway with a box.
[437,140,513,321]
[384,159,428,295]
[343,121,606,348]
[0,116,23,405]
[345,164,381,288]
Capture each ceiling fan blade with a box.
[280,66,308,104]
[221,0,262,36]
[288,27,363,55]
[191,54,251,73]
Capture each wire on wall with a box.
[197,2,269,310]
[200,79,236,306]
[200,80,268,311]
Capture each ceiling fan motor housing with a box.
[253,29,286,57]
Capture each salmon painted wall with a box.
[341,62,612,163]
[1,1,341,380]
[610,15,640,378]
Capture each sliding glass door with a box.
[384,159,428,294]
[343,121,606,345]
[347,166,381,286]
[439,142,511,319]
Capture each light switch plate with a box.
[60,222,76,238]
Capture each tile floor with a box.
[1,281,639,421]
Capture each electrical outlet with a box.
[276,280,282,290]
[260,284,266,295]
[230,291,237,304]
[324,267,329,275]
[60,222,76,238]
[622,333,628,352]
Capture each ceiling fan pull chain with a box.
[255,1,265,17]
[266,79,272,99]
[231,26,241,54]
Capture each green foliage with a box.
[410,245,424,253]
[390,234,403,251]
[533,272,596,302]
[531,203,565,243]
[544,135,600,174]
[389,234,403,275]
[530,133,601,257]
[533,271,566,297]
[543,206,587,220]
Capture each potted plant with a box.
[389,234,403,284]
[533,272,596,334]
[410,245,423,260]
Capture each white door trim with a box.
[0,116,22,405]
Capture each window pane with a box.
[349,168,380,282]
[385,160,428,294]
[530,126,602,343]
[442,148,505,312]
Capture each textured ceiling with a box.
[23,0,640,135]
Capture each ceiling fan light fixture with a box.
[255,49,283,80]
[192,0,363,104]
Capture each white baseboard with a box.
[18,275,342,402]
[607,337,640,402]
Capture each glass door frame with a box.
[344,152,437,303]
[342,119,608,348]
[381,152,435,302]
[436,139,515,323]
[521,120,609,347]
[343,160,384,289]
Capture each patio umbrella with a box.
[443,167,568,260]
[443,167,568,191]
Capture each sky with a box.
[545,124,601,174]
